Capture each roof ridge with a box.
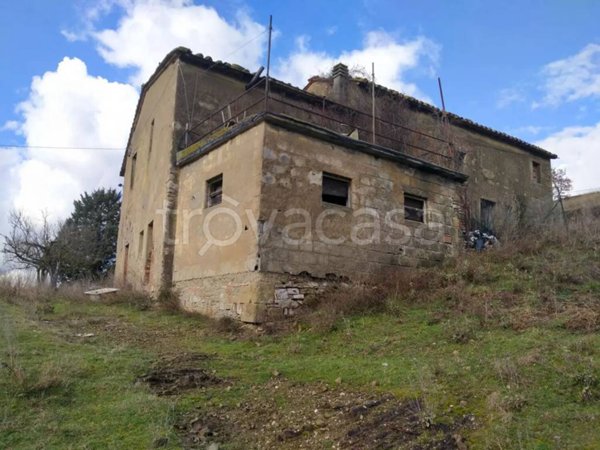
[120,47,557,176]
[351,78,556,159]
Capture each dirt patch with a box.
[177,378,474,449]
[44,311,196,349]
[342,398,468,449]
[175,412,228,449]
[137,353,223,396]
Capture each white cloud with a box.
[1,120,20,132]
[535,43,600,107]
[0,148,22,237]
[61,29,83,42]
[496,87,525,109]
[535,121,600,192]
[61,0,128,42]
[7,57,137,222]
[3,0,268,261]
[274,30,440,100]
[92,0,266,85]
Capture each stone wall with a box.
[177,271,263,321]
[455,126,553,230]
[305,76,554,233]
[169,118,463,322]
[258,121,462,280]
[116,51,555,323]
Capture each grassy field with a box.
[1,227,600,449]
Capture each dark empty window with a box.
[404,194,425,223]
[322,173,350,206]
[138,230,144,257]
[130,153,137,190]
[206,174,223,207]
[148,119,154,158]
[480,199,495,232]
[532,161,541,183]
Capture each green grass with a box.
[2,294,600,448]
[2,229,600,448]
[0,301,179,449]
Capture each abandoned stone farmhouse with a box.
[115,47,556,322]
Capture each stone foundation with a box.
[175,271,342,323]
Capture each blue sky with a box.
[1,0,599,233]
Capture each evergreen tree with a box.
[58,188,121,280]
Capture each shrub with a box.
[157,287,180,313]
[211,316,242,334]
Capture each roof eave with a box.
[119,47,191,176]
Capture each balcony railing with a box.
[180,82,465,173]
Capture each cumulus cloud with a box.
[3,1,440,239]
[0,148,22,237]
[8,57,137,222]
[274,31,440,100]
[4,0,268,229]
[92,0,266,85]
[535,43,600,107]
[535,121,600,192]
[2,2,442,245]
[3,0,270,267]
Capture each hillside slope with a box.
[1,225,599,449]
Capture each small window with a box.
[532,161,541,184]
[144,221,154,284]
[138,230,144,258]
[130,153,137,190]
[148,119,154,158]
[322,172,350,206]
[206,174,223,207]
[480,199,496,232]
[123,244,129,281]
[404,194,425,223]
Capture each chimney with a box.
[331,63,349,103]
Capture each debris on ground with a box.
[137,353,223,396]
[465,229,498,251]
[176,378,475,449]
[83,287,119,300]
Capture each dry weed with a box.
[493,358,523,388]
[562,305,600,332]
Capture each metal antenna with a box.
[372,62,376,144]
[438,77,446,113]
[264,15,273,110]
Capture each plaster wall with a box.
[115,62,179,293]
[172,123,264,319]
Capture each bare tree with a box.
[551,168,573,231]
[1,211,65,287]
[552,168,573,200]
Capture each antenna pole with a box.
[264,15,273,111]
[437,77,446,113]
[372,62,376,144]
